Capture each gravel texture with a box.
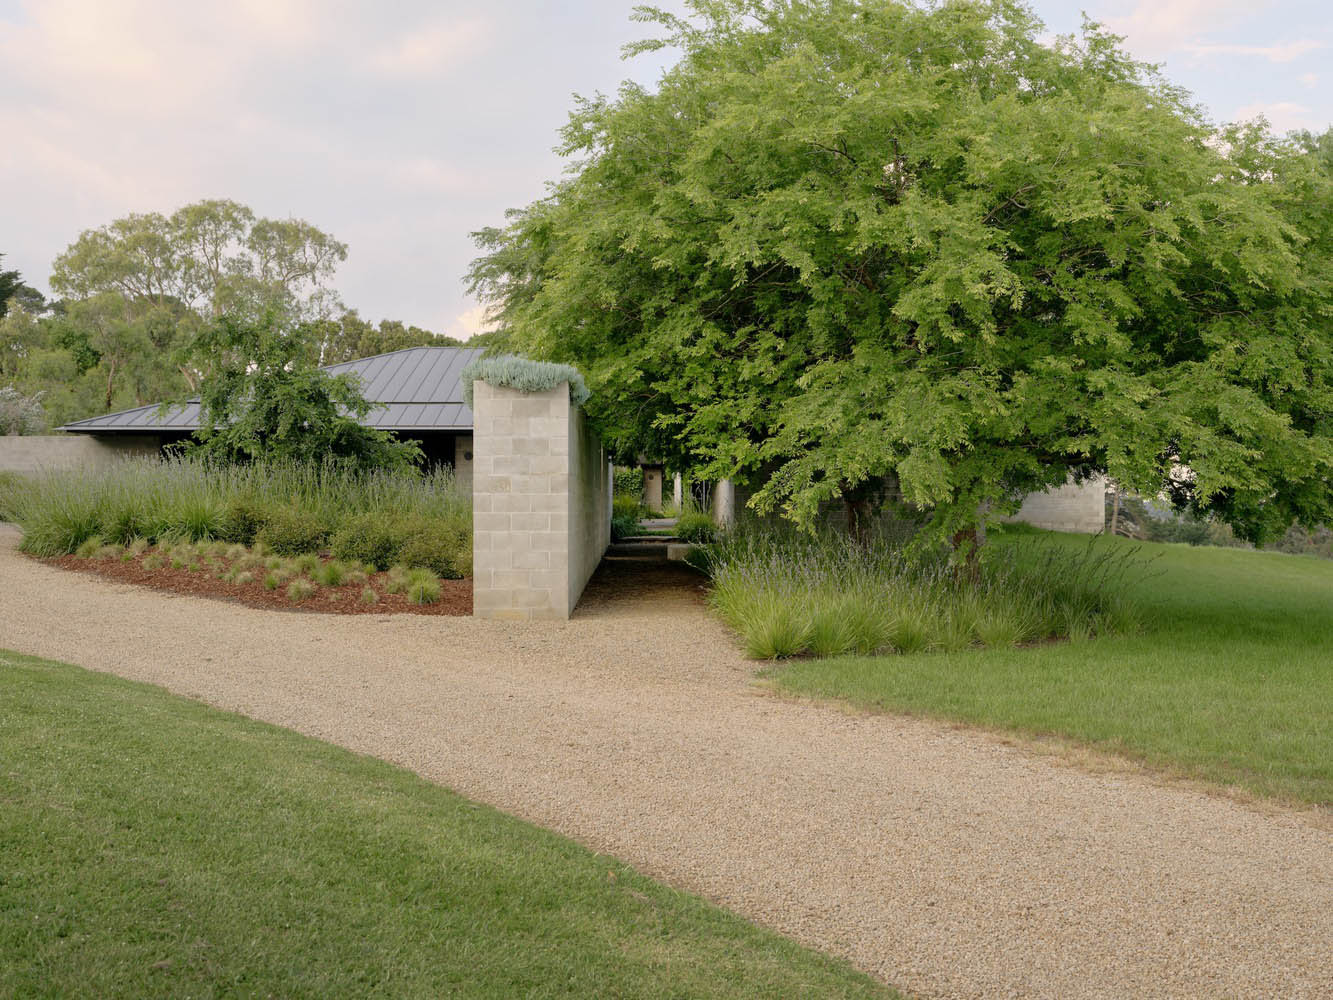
[2,524,1330,999]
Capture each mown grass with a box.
[773,530,1333,808]
[0,651,896,999]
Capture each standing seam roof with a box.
[59,346,485,434]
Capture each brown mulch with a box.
[45,551,471,616]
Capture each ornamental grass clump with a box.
[405,569,441,606]
[704,524,1148,660]
[7,455,471,562]
[286,579,317,603]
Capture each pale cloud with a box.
[1300,72,1319,88]
[369,17,493,77]
[451,304,495,341]
[1102,0,1249,59]
[1181,39,1327,63]
[1233,100,1319,133]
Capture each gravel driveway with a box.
[2,525,1329,1000]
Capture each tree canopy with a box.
[51,199,348,323]
[179,312,421,471]
[469,0,1333,543]
[2,201,461,430]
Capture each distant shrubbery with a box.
[8,457,471,575]
[704,524,1147,659]
[673,511,716,544]
[0,387,46,435]
[612,467,644,498]
[611,495,643,541]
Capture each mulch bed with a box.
[45,552,471,617]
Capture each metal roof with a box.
[59,346,485,434]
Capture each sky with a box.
[2,0,1330,339]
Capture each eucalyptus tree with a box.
[50,199,347,325]
[469,0,1333,544]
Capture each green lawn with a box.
[0,652,895,999]
[772,533,1333,808]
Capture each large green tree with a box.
[469,0,1333,544]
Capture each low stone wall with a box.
[1000,475,1107,535]
[0,434,161,475]
[471,380,610,621]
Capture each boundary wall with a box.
[0,435,160,475]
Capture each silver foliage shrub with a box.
[461,355,590,409]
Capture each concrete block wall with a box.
[0,434,161,475]
[1000,475,1107,534]
[471,380,610,621]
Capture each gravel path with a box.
[2,525,1330,999]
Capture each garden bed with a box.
[44,544,471,616]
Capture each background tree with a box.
[306,311,466,366]
[469,0,1333,545]
[50,199,348,324]
[179,312,422,471]
[3,200,463,427]
[0,255,21,317]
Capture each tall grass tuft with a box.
[705,524,1150,660]
[7,456,471,562]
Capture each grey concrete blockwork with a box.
[1000,475,1107,534]
[471,380,611,621]
[0,435,161,475]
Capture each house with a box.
[57,346,484,485]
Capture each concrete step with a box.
[607,542,671,559]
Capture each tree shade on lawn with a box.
[773,532,1333,808]
[0,652,896,1000]
[469,0,1333,544]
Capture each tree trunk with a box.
[104,359,117,412]
[951,525,983,581]
[845,496,873,544]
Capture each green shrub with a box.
[674,512,715,544]
[257,507,328,556]
[219,495,270,545]
[359,586,379,605]
[396,517,470,579]
[613,466,644,498]
[330,514,403,571]
[263,573,280,591]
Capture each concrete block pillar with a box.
[673,472,683,509]
[713,478,736,527]
[641,463,664,511]
[452,434,474,491]
[471,379,611,621]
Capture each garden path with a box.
[1,525,1329,1000]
